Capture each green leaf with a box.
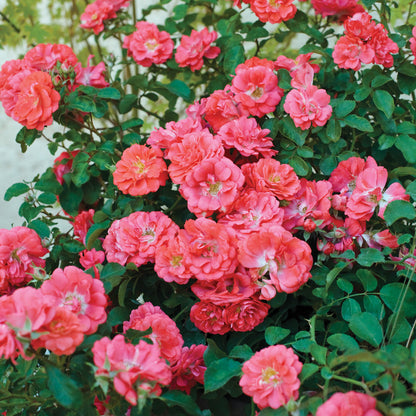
[86,221,111,250]
[299,363,319,382]
[68,95,96,113]
[341,298,361,321]
[378,134,396,150]
[97,87,121,100]
[373,90,395,118]
[72,152,90,187]
[371,75,392,88]
[28,219,50,238]
[344,115,373,132]
[310,343,327,365]
[380,283,416,318]
[59,182,83,216]
[223,43,245,76]
[265,326,290,345]
[229,345,254,361]
[356,248,385,267]
[289,155,310,176]
[16,127,41,151]
[349,312,383,348]
[107,306,130,326]
[166,80,194,102]
[356,269,377,291]
[18,202,42,222]
[203,339,226,366]
[121,118,144,131]
[34,168,62,194]
[334,100,356,118]
[258,408,287,416]
[397,121,416,135]
[354,87,371,101]
[279,117,308,146]
[406,181,416,201]
[119,94,138,114]
[327,334,360,352]
[204,358,242,393]
[46,363,82,409]
[384,200,416,226]
[326,118,342,142]
[337,278,353,294]
[159,391,203,416]
[38,192,57,204]
[395,135,416,164]
[4,183,29,201]
[100,262,126,292]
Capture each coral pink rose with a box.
[113,144,168,196]
[311,0,364,22]
[240,345,302,409]
[249,0,297,24]
[190,301,230,335]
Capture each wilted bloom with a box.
[175,28,220,72]
[123,21,174,67]
[239,345,302,409]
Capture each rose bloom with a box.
[238,225,313,295]
[190,301,230,335]
[249,0,297,24]
[217,116,276,158]
[123,302,184,365]
[242,158,301,201]
[72,209,95,245]
[53,150,80,185]
[23,43,78,71]
[332,35,375,71]
[170,344,207,394]
[113,144,168,196]
[411,27,416,65]
[311,0,364,22]
[92,335,172,406]
[316,391,382,416]
[123,21,174,67]
[11,71,60,131]
[203,87,247,132]
[368,24,399,68]
[217,189,284,237]
[0,226,48,295]
[40,266,107,335]
[223,297,270,332]
[74,56,109,89]
[103,211,179,267]
[0,324,25,363]
[180,217,238,281]
[240,345,302,409]
[179,157,245,217]
[283,85,332,130]
[166,129,224,184]
[175,28,220,72]
[231,64,283,117]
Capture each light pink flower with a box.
[239,345,302,409]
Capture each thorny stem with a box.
[0,12,20,33]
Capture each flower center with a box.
[251,86,264,99]
[135,159,147,174]
[170,255,182,267]
[62,292,86,314]
[208,181,222,196]
[262,367,281,386]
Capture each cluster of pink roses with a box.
[0,226,48,295]
[123,22,220,72]
[0,265,107,360]
[92,302,206,407]
[0,43,108,130]
[333,11,399,70]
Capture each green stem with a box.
[331,374,371,394]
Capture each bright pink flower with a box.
[53,150,80,185]
[240,345,302,409]
[311,0,364,22]
[223,298,269,332]
[92,335,172,406]
[103,211,179,267]
[283,85,332,130]
[249,0,297,24]
[79,248,105,277]
[147,117,203,152]
[231,65,283,117]
[166,130,224,184]
[378,182,409,219]
[411,27,416,65]
[154,233,193,285]
[0,226,48,295]
[170,344,207,394]
[217,189,284,237]
[204,87,247,132]
[0,324,24,363]
[74,56,109,88]
[123,21,174,67]
[242,158,300,201]
[362,229,399,250]
[217,116,276,158]
[180,218,238,281]
[238,226,313,294]
[40,266,107,335]
[113,144,168,196]
[31,307,85,355]
[316,391,382,416]
[23,43,78,71]
[11,71,60,131]
[72,209,95,245]
[191,266,258,304]
[190,301,230,334]
[123,302,184,365]
[368,24,399,68]
[275,53,320,75]
[282,179,333,231]
[179,157,245,217]
[80,0,118,35]
[344,12,376,40]
[175,28,220,72]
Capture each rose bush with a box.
[0,0,416,415]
